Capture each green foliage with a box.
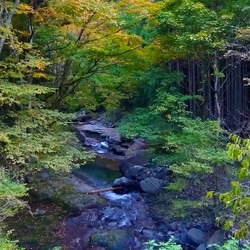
[0,0,93,230]
[145,238,250,250]
[164,117,229,176]
[1,0,249,246]
[118,108,166,143]
[131,68,184,108]
[119,106,229,176]
[0,81,54,106]
[209,237,250,250]
[171,199,203,219]
[166,177,187,192]
[157,0,233,58]
[31,0,156,110]
[145,238,182,250]
[0,170,27,223]
[0,108,93,174]
[0,232,24,250]
[218,135,250,239]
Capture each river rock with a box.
[139,177,165,194]
[119,154,149,176]
[187,228,206,245]
[29,170,107,212]
[63,194,107,212]
[90,229,134,250]
[167,221,183,232]
[173,232,189,244]
[113,177,133,191]
[196,243,206,250]
[78,124,121,143]
[110,144,127,156]
[152,166,173,180]
[126,138,147,156]
[125,165,151,180]
[142,229,164,241]
[206,230,226,250]
[76,130,86,143]
[72,110,90,123]
[84,137,100,147]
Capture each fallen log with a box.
[86,186,124,195]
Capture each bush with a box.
[145,238,182,250]
[0,232,24,250]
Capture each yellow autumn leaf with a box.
[36,61,46,70]
[17,3,33,14]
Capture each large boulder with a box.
[28,170,107,212]
[139,177,165,195]
[196,244,206,250]
[78,124,121,143]
[119,153,149,176]
[90,230,135,250]
[167,221,183,232]
[112,177,134,192]
[187,228,206,245]
[152,166,173,180]
[206,230,226,250]
[125,165,151,181]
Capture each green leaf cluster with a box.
[218,135,250,239]
[118,108,166,143]
[0,232,25,250]
[0,170,27,223]
[145,238,182,250]
[145,238,250,250]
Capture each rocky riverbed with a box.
[5,111,227,250]
[20,168,225,250]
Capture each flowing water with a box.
[63,151,162,250]
[74,163,122,189]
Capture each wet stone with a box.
[90,229,135,250]
[187,228,206,245]
[140,177,165,194]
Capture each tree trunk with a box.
[0,0,21,56]
[214,51,221,124]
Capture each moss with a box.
[166,177,187,192]
[90,230,134,250]
[4,203,66,250]
[29,172,107,212]
[170,199,203,219]
[148,191,204,222]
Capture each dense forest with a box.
[1,0,250,249]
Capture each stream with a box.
[63,164,162,250]
[5,115,224,250]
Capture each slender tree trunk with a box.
[0,0,21,56]
[214,51,221,124]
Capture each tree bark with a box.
[0,0,21,56]
[214,51,222,124]
[86,187,124,195]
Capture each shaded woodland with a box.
[1,0,250,248]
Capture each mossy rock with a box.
[62,193,107,212]
[90,230,134,250]
[28,171,107,212]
